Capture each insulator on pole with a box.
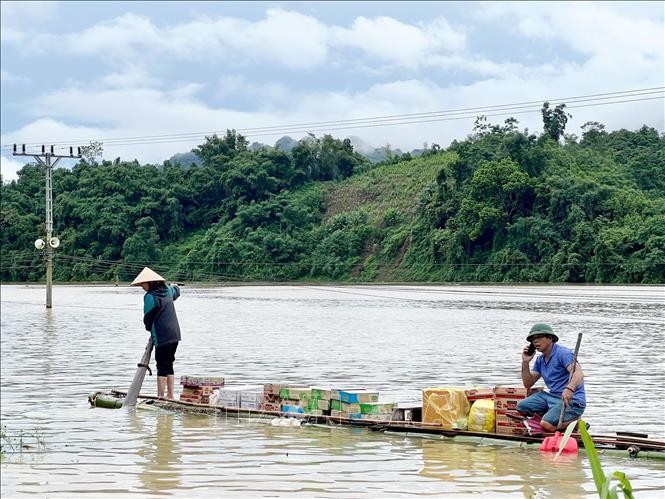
[50,145,54,154]
[22,144,26,153]
[42,145,45,153]
[70,147,73,156]
[13,144,16,153]
[77,147,81,156]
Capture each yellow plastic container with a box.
[422,387,470,429]
[467,398,496,433]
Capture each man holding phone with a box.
[517,323,586,434]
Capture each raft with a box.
[88,390,665,460]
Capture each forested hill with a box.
[2,114,664,284]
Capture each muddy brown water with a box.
[1,284,664,497]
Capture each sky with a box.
[1,1,663,181]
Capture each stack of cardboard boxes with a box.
[309,387,332,416]
[330,389,381,420]
[279,385,311,414]
[179,375,225,404]
[420,386,538,434]
[214,385,263,409]
[494,386,534,436]
[262,383,283,412]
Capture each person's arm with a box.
[170,284,180,301]
[562,362,584,405]
[521,346,541,389]
[143,293,159,331]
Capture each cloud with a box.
[1,3,662,168]
[98,65,161,88]
[1,155,29,183]
[0,1,59,28]
[0,70,30,83]
[0,1,59,45]
[7,63,660,169]
[2,8,470,71]
[480,2,663,60]
[331,16,465,68]
[4,9,331,69]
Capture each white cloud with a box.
[0,70,29,83]
[329,15,467,69]
[1,155,29,183]
[1,2,662,167]
[98,65,161,88]
[480,2,663,60]
[0,1,59,46]
[0,1,60,28]
[1,8,470,71]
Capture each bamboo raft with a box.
[89,390,665,460]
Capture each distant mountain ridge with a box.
[168,135,423,165]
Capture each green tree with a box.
[541,102,571,141]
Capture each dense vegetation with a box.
[2,110,664,284]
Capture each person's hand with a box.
[562,387,573,406]
[522,345,534,363]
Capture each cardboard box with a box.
[331,410,361,419]
[240,400,262,410]
[264,393,281,404]
[339,390,379,404]
[494,397,524,412]
[465,387,495,402]
[261,402,281,412]
[495,411,523,424]
[494,386,528,397]
[282,398,306,409]
[422,387,471,429]
[279,386,311,400]
[359,413,393,421]
[311,387,332,400]
[180,375,225,387]
[360,403,396,415]
[330,399,359,412]
[264,383,283,396]
[240,389,263,409]
[281,404,305,414]
[331,387,365,400]
[216,385,262,408]
[496,420,528,436]
[218,392,240,408]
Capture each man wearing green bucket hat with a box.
[517,323,586,434]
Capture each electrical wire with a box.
[1,87,662,152]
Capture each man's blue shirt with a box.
[533,343,586,404]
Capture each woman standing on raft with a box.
[131,267,182,400]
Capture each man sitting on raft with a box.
[518,323,586,434]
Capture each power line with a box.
[1,87,662,152]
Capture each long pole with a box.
[45,153,53,308]
[123,337,154,408]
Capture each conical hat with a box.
[131,267,166,286]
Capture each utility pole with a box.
[13,144,81,308]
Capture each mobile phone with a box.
[527,343,536,356]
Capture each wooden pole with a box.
[123,337,154,408]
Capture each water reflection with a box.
[134,412,182,493]
[418,438,588,497]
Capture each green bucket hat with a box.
[526,323,559,342]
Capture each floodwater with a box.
[1,284,664,498]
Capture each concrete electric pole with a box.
[12,144,82,308]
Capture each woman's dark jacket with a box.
[143,284,181,347]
